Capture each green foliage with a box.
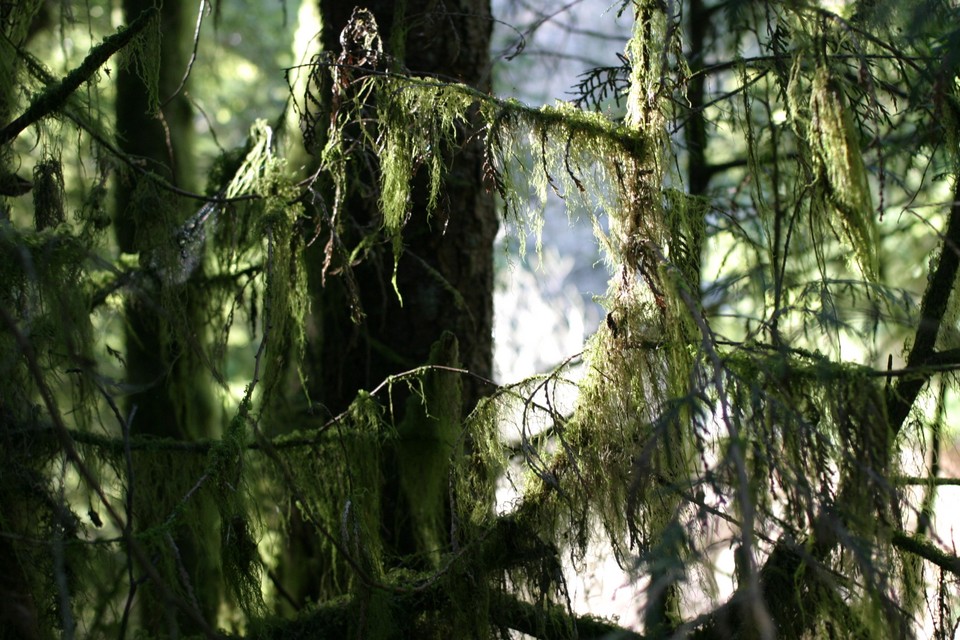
[5,1,960,638]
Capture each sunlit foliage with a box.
[2,1,960,639]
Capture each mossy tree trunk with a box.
[113,0,219,632]
[280,0,496,611]
[309,0,495,424]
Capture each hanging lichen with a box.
[320,20,647,280]
[377,81,475,239]
[117,8,161,116]
[206,398,264,619]
[789,59,880,282]
[0,219,95,424]
[809,65,879,280]
[32,157,65,231]
[222,120,308,405]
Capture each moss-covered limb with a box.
[891,532,960,577]
[488,592,646,640]
[492,93,646,158]
[0,7,158,146]
[894,476,960,486]
[246,597,352,640]
[0,1,44,130]
[887,176,960,432]
[10,360,481,455]
[376,73,648,161]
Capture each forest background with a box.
[2,0,960,638]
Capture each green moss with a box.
[809,66,879,281]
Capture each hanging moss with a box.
[32,157,65,231]
[117,8,161,117]
[376,81,475,238]
[204,399,264,619]
[0,221,96,428]
[808,65,879,281]
[219,120,309,405]
[323,61,647,281]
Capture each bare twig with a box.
[162,0,207,106]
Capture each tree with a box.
[2,0,960,638]
[112,0,223,633]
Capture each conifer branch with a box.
[247,557,647,640]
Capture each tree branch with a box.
[887,179,960,432]
[245,572,644,640]
[489,592,646,639]
[891,532,960,577]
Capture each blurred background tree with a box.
[2,1,960,639]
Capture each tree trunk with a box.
[280,0,496,610]
[114,0,219,632]
[310,0,495,416]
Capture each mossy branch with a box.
[893,476,960,486]
[9,362,500,458]
[0,7,158,146]
[342,69,647,160]
[488,592,646,639]
[891,532,960,577]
